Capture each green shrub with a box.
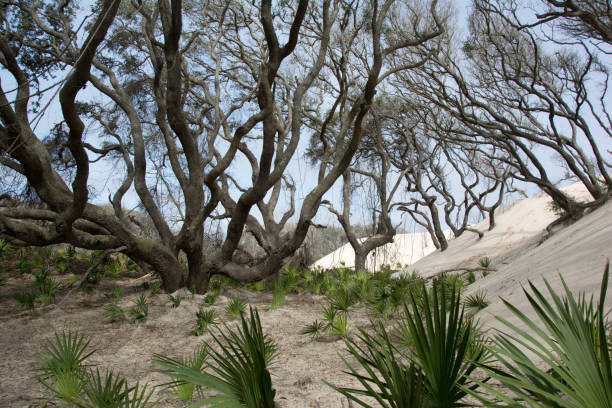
[400,278,486,407]
[0,239,10,259]
[299,320,327,340]
[463,289,489,314]
[155,307,278,407]
[33,269,58,304]
[104,303,126,323]
[203,294,216,305]
[267,290,286,311]
[34,330,95,383]
[111,286,124,301]
[167,294,181,308]
[466,271,476,284]
[33,330,156,407]
[14,291,37,311]
[328,286,357,315]
[276,266,301,294]
[330,313,348,338]
[15,250,32,274]
[129,294,149,322]
[80,368,128,407]
[225,297,246,319]
[189,308,218,336]
[327,322,427,407]
[171,344,208,401]
[148,280,162,295]
[104,261,121,279]
[478,256,492,269]
[468,263,612,408]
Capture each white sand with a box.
[312,231,444,270]
[314,181,593,275]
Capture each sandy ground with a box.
[0,278,372,408]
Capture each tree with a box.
[397,0,611,223]
[0,0,444,292]
[320,104,408,271]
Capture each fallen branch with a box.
[425,267,496,281]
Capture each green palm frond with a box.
[35,330,96,381]
[327,322,427,407]
[155,307,278,408]
[468,262,612,408]
[404,278,485,407]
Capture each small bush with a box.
[327,322,427,407]
[104,261,121,279]
[0,239,10,259]
[104,303,126,323]
[466,271,476,284]
[14,291,37,311]
[299,320,327,340]
[171,344,209,401]
[329,286,357,315]
[203,294,216,305]
[189,308,218,336]
[155,307,278,407]
[33,269,58,304]
[267,290,286,311]
[469,263,612,408]
[35,330,92,372]
[330,314,348,338]
[464,290,489,314]
[33,330,157,407]
[225,297,246,319]
[478,256,492,269]
[168,294,181,308]
[129,294,149,322]
[111,286,124,301]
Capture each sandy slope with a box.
[315,181,594,274]
[395,180,612,333]
[312,231,443,271]
[463,198,612,333]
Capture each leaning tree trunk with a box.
[128,238,184,292]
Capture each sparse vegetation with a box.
[167,294,181,308]
[14,290,37,312]
[189,308,218,336]
[104,303,126,323]
[32,330,156,407]
[225,296,246,319]
[469,263,612,408]
[170,344,209,401]
[268,290,286,311]
[478,256,492,269]
[3,231,611,408]
[129,294,149,322]
[328,322,427,407]
[299,320,327,340]
[155,308,278,407]
[464,290,489,314]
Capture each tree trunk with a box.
[354,250,367,272]
[186,252,209,294]
[127,238,183,292]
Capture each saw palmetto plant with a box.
[468,263,612,408]
[155,307,279,408]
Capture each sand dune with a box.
[314,181,594,274]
